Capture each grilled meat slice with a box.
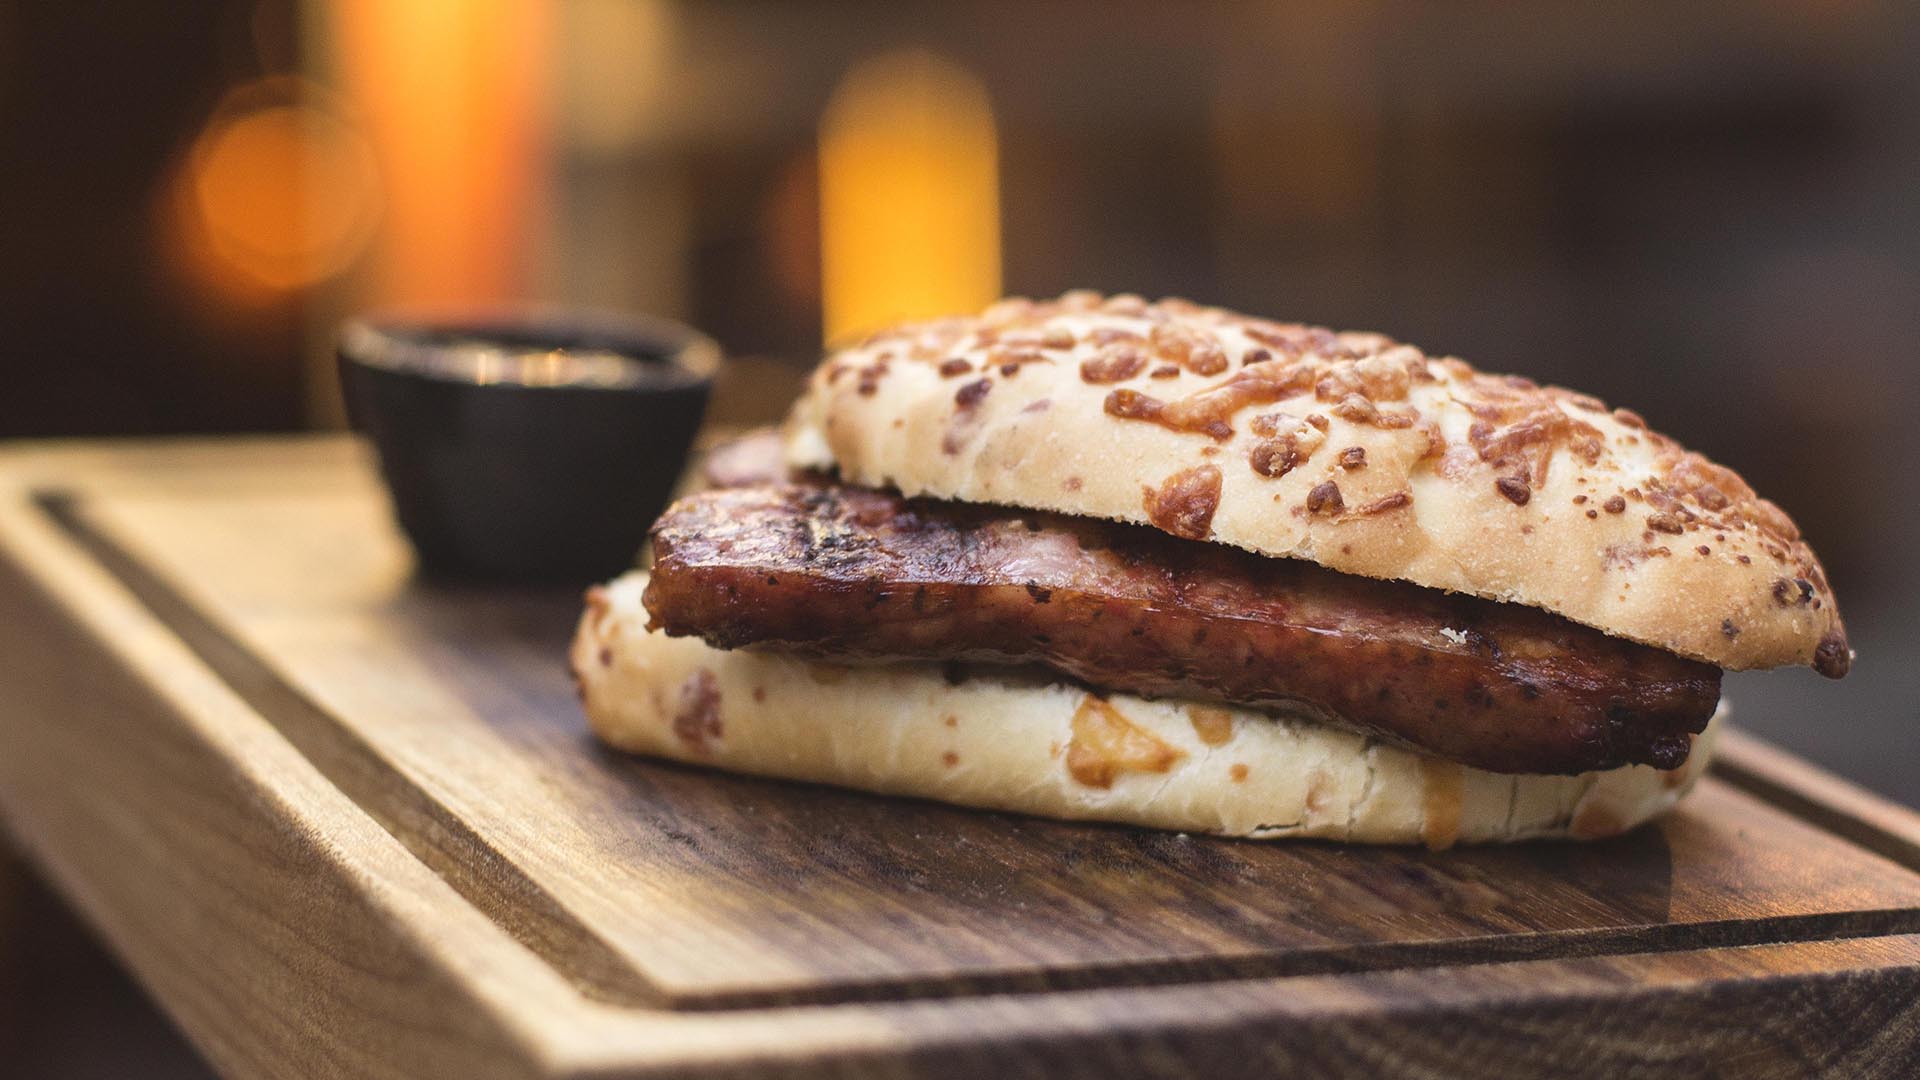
[643,482,1722,775]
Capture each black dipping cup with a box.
[337,310,720,583]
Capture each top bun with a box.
[784,291,1848,676]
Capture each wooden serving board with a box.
[2,437,1919,1079]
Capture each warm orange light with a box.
[325,0,551,307]
[174,86,380,293]
[819,50,1001,345]
[559,0,676,155]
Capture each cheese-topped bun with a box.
[574,574,1723,848]
[785,291,1849,676]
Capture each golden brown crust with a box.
[784,291,1848,674]
[576,573,1720,846]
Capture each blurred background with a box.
[2,1,1917,1072]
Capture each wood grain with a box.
[2,437,1918,1078]
[1715,728,1920,872]
[0,461,563,1079]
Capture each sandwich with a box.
[570,291,1849,847]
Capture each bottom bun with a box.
[574,573,1721,848]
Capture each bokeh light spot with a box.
[819,50,1001,344]
[175,84,380,293]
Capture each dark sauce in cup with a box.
[338,310,720,582]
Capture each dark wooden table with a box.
[3,436,1919,1078]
